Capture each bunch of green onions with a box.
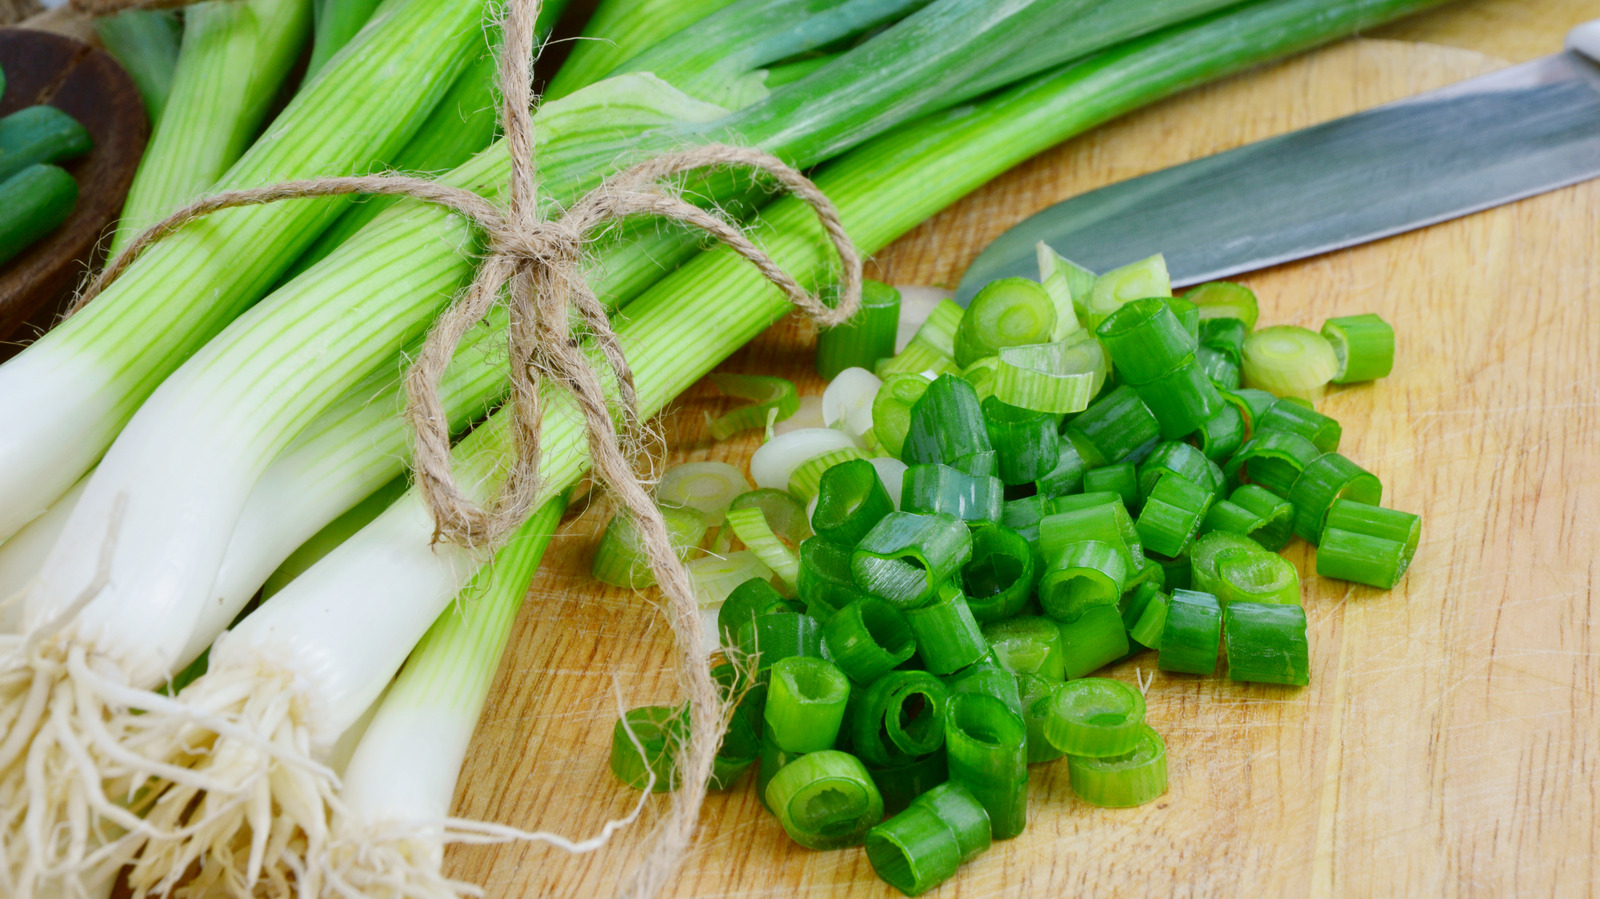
[0,0,1443,895]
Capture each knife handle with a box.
[1566,19,1600,64]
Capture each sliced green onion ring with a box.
[1095,297,1195,385]
[1316,500,1420,588]
[707,373,801,440]
[1036,240,1093,340]
[1287,452,1382,544]
[656,460,751,526]
[954,277,1057,367]
[851,511,973,609]
[1039,539,1129,622]
[1224,430,1321,496]
[1241,325,1340,403]
[764,656,852,753]
[1184,281,1259,329]
[822,596,916,685]
[1157,589,1222,675]
[1255,398,1342,453]
[1224,601,1311,686]
[1085,253,1171,329]
[852,669,949,768]
[689,550,774,609]
[961,524,1035,622]
[765,750,885,850]
[1216,550,1299,606]
[726,505,801,589]
[944,692,1028,840]
[1067,725,1168,808]
[1057,605,1130,680]
[592,504,708,588]
[822,366,884,443]
[750,427,860,492]
[1226,484,1295,551]
[993,335,1105,414]
[1043,677,1147,757]
[1322,313,1395,384]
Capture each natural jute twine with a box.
[68,0,864,894]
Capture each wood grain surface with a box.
[443,15,1600,899]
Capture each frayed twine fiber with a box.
[67,0,865,894]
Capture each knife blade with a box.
[956,20,1600,302]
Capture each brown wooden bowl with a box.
[0,27,147,358]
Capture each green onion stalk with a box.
[93,10,182,124]
[543,0,741,100]
[305,0,384,79]
[98,0,1449,893]
[108,0,315,258]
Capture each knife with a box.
[955,19,1600,302]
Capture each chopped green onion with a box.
[904,374,995,476]
[1224,601,1310,686]
[718,577,796,646]
[1217,550,1299,606]
[1188,530,1260,595]
[852,512,973,609]
[913,299,967,359]
[852,670,948,768]
[901,463,1004,524]
[1185,281,1259,329]
[765,656,852,752]
[798,537,870,623]
[738,613,827,674]
[872,373,934,458]
[1129,590,1169,648]
[954,278,1057,367]
[1288,452,1382,544]
[982,397,1062,486]
[1039,493,1143,573]
[1225,484,1295,551]
[708,373,802,440]
[1067,725,1168,808]
[1119,579,1161,629]
[903,583,989,675]
[822,366,884,444]
[876,338,962,380]
[866,804,962,896]
[1042,677,1146,757]
[728,488,813,546]
[1163,296,1201,340]
[751,429,860,492]
[911,781,992,861]
[1036,437,1092,499]
[982,616,1065,682]
[1316,500,1420,589]
[710,663,762,790]
[944,693,1028,840]
[960,355,1002,403]
[1057,605,1130,680]
[1083,462,1139,513]
[961,524,1036,623]
[1157,589,1222,675]
[1224,430,1322,496]
[1065,384,1160,465]
[867,750,949,817]
[1199,316,1249,364]
[727,505,802,589]
[993,335,1106,414]
[788,446,873,503]
[592,504,708,588]
[818,280,903,380]
[823,597,916,685]
[1195,345,1243,391]
[1255,399,1342,453]
[1085,253,1171,329]
[757,720,804,813]
[765,750,884,850]
[1242,325,1340,403]
[657,460,752,526]
[1039,540,1129,622]
[1322,313,1395,384]
[1135,474,1212,558]
[941,652,1024,718]
[1136,441,1225,502]
[1151,552,1191,593]
[1016,674,1066,764]
[811,458,895,545]
[1095,297,1195,385]
[999,496,1046,544]
[1222,387,1278,437]
[611,705,685,793]
[1132,354,1225,441]
[1199,500,1265,543]
[1191,400,1245,460]
[690,551,775,609]
[1036,241,1094,341]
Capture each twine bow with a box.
[68,0,863,893]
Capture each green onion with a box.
[1199,316,1248,364]
[993,336,1106,415]
[1287,452,1382,544]
[1152,552,1191,592]
[1036,438,1091,499]
[1084,253,1171,328]
[1224,430,1322,495]
[1084,462,1140,513]
[901,463,1004,524]
[953,277,1056,367]
[1065,384,1160,465]
[546,0,739,99]
[1242,325,1341,402]
[757,719,803,812]
[982,397,1062,486]
[798,537,870,622]
[904,373,996,477]
[1016,674,1066,764]
[1036,241,1094,341]
[872,373,935,459]
[591,503,707,588]
[1216,549,1299,606]
[876,338,962,380]
[1043,677,1146,757]
[611,705,686,792]
[1192,400,1245,460]
[658,460,752,525]
[1067,725,1168,808]
[1038,494,1143,573]
[94,11,181,123]
[911,299,966,359]
[961,524,1036,623]
[851,670,948,768]
[727,504,802,589]
[1315,500,1420,588]
[1322,313,1395,383]
[1188,530,1260,594]
[999,496,1046,544]
[1222,387,1278,437]
[1136,441,1224,502]
[1096,297,1195,384]
[1135,474,1213,558]
[866,781,991,896]
[1039,539,1129,622]
[789,446,873,503]
[739,612,827,673]
[903,583,990,675]
[1128,590,1169,648]
[718,576,796,645]
[941,651,1024,717]
[1224,601,1310,686]
[823,366,885,445]
[823,597,916,685]
[913,781,991,860]
[307,0,385,77]
[982,616,1065,682]
[1225,484,1295,550]
[690,550,775,608]
[1163,295,1201,340]
[1200,499,1264,543]
[960,355,1002,403]
[852,511,973,609]
[819,280,903,379]
[1185,281,1259,328]
[812,458,895,546]
[868,751,949,817]
[1157,588,1222,675]
[708,373,802,440]
[1057,605,1131,680]
[1255,398,1342,452]
[1196,345,1242,391]
[765,656,852,752]
[1132,354,1225,441]
[765,750,884,850]
[944,693,1028,840]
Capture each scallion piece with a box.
[1067,725,1168,808]
[865,804,962,896]
[1042,677,1146,757]
[1255,398,1342,453]
[1136,440,1225,502]
[1224,430,1322,496]
[1129,590,1169,648]
[591,504,708,588]
[789,447,873,503]
[1163,296,1201,340]
[1064,384,1160,465]
[1057,605,1131,680]
[1038,494,1143,573]
[1084,462,1139,513]
[823,597,916,685]
[710,663,762,791]
[911,781,992,861]
[1322,313,1395,384]
[798,537,870,623]
[1036,241,1094,340]
[852,670,948,768]
[1036,437,1091,499]
[941,652,1024,716]
[1288,452,1382,544]
[915,299,967,359]
[1191,400,1245,460]
[823,367,885,447]
[811,458,895,546]
[1120,579,1161,629]
[690,551,776,609]
[904,374,995,476]
[1152,552,1191,593]
[993,335,1106,414]
[1015,674,1066,764]
[852,512,973,609]
[1222,387,1278,437]
[1039,539,1129,622]
[757,720,803,813]
[727,504,802,589]
[1316,500,1420,589]
[1135,474,1213,558]
[1195,344,1243,391]
[611,705,685,793]
[960,355,1002,403]
[982,397,1062,486]
[1096,297,1195,384]
[961,524,1035,623]
[1157,589,1222,675]
[903,583,990,675]
[876,338,962,380]
[708,373,802,440]
[1200,500,1265,542]
[901,463,1004,524]
[1132,354,1225,441]
[1225,484,1295,551]
[751,429,860,492]
[657,461,752,526]
[738,613,826,674]
[999,496,1046,544]
[868,751,949,817]
[1199,316,1249,363]
[872,373,934,459]
[719,577,796,646]
[954,277,1057,367]
[818,280,903,380]
[1085,253,1171,329]
[982,616,1065,682]
[728,488,813,547]
[765,656,852,753]
[1242,325,1340,403]
[765,750,884,850]
[1217,550,1299,606]
[944,693,1028,840]
[1224,601,1311,686]
[1188,530,1260,595]
[1185,281,1259,329]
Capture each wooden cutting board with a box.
[445,25,1600,899]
